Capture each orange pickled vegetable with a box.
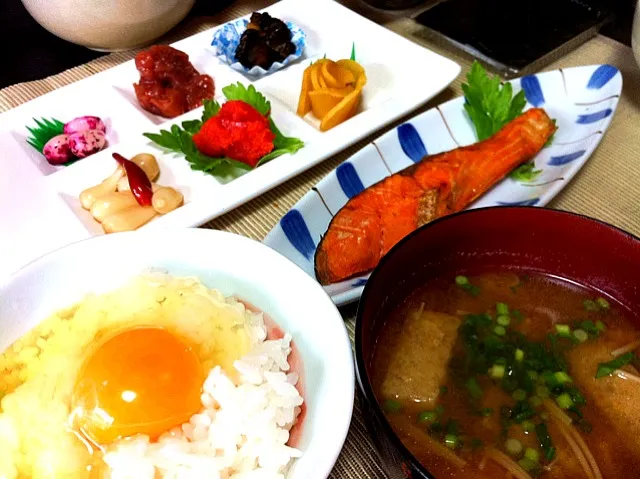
[296,57,367,131]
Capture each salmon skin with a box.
[315,108,557,285]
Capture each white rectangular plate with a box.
[263,65,623,306]
[0,0,461,279]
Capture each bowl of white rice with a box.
[0,228,354,479]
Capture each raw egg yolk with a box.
[72,326,204,445]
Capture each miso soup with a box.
[372,272,640,478]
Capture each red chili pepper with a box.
[112,153,154,206]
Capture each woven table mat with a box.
[3,2,640,477]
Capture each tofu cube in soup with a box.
[379,310,460,406]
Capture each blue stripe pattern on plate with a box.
[336,162,365,198]
[577,109,612,124]
[352,278,368,287]
[280,210,315,260]
[548,150,586,166]
[521,75,545,106]
[497,198,540,207]
[587,65,618,90]
[398,123,427,162]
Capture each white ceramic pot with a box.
[20,0,196,51]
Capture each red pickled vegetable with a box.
[192,100,275,168]
[112,153,154,206]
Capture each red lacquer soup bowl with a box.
[354,207,640,479]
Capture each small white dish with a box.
[263,64,623,306]
[0,228,354,479]
[0,0,460,280]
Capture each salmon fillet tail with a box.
[315,108,556,285]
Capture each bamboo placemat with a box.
[3,2,640,477]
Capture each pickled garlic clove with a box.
[151,187,183,215]
[79,168,124,210]
[90,192,139,223]
[130,153,160,182]
[102,206,157,233]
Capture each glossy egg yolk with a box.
[71,326,204,446]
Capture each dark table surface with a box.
[1,0,636,90]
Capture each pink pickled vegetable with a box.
[43,134,73,165]
[64,116,106,135]
[69,130,107,158]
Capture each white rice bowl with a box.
[0,230,355,479]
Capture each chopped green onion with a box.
[455,275,469,286]
[524,448,540,463]
[518,457,538,472]
[535,422,556,461]
[383,399,402,412]
[490,364,506,379]
[512,389,527,401]
[497,315,511,326]
[479,407,494,417]
[596,351,635,378]
[527,371,539,381]
[439,385,448,395]
[505,438,523,457]
[596,320,606,331]
[521,420,535,433]
[515,349,525,362]
[573,329,588,343]
[596,297,610,310]
[554,371,572,384]
[496,302,509,315]
[556,393,574,410]
[418,411,437,423]
[542,370,562,388]
[461,283,481,296]
[540,412,549,421]
[466,377,483,400]
[529,396,542,408]
[569,388,586,406]
[494,325,506,336]
[535,385,550,398]
[444,434,459,449]
[512,400,535,423]
[434,405,445,417]
[445,419,460,436]
[583,299,598,311]
[555,324,571,337]
[579,320,600,337]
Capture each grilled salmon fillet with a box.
[315,108,556,285]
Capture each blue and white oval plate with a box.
[263,64,623,306]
